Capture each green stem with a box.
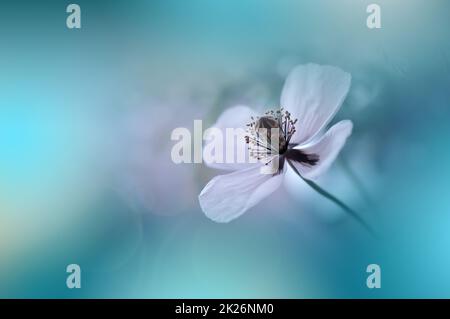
[338,156,374,206]
[287,160,377,237]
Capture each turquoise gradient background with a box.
[1,0,450,298]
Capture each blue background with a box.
[1,0,450,298]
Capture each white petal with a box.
[280,64,351,144]
[289,120,353,180]
[213,105,258,130]
[203,105,259,171]
[199,165,284,223]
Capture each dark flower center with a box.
[245,108,319,172]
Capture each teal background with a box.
[1,0,450,298]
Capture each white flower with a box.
[199,64,353,223]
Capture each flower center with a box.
[245,108,297,162]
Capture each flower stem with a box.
[338,156,374,206]
[287,160,377,237]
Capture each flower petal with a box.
[203,105,259,171]
[280,64,351,144]
[199,165,284,223]
[213,105,258,130]
[288,120,353,180]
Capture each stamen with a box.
[244,107,298,164]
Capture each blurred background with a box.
[1,0,450,298]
